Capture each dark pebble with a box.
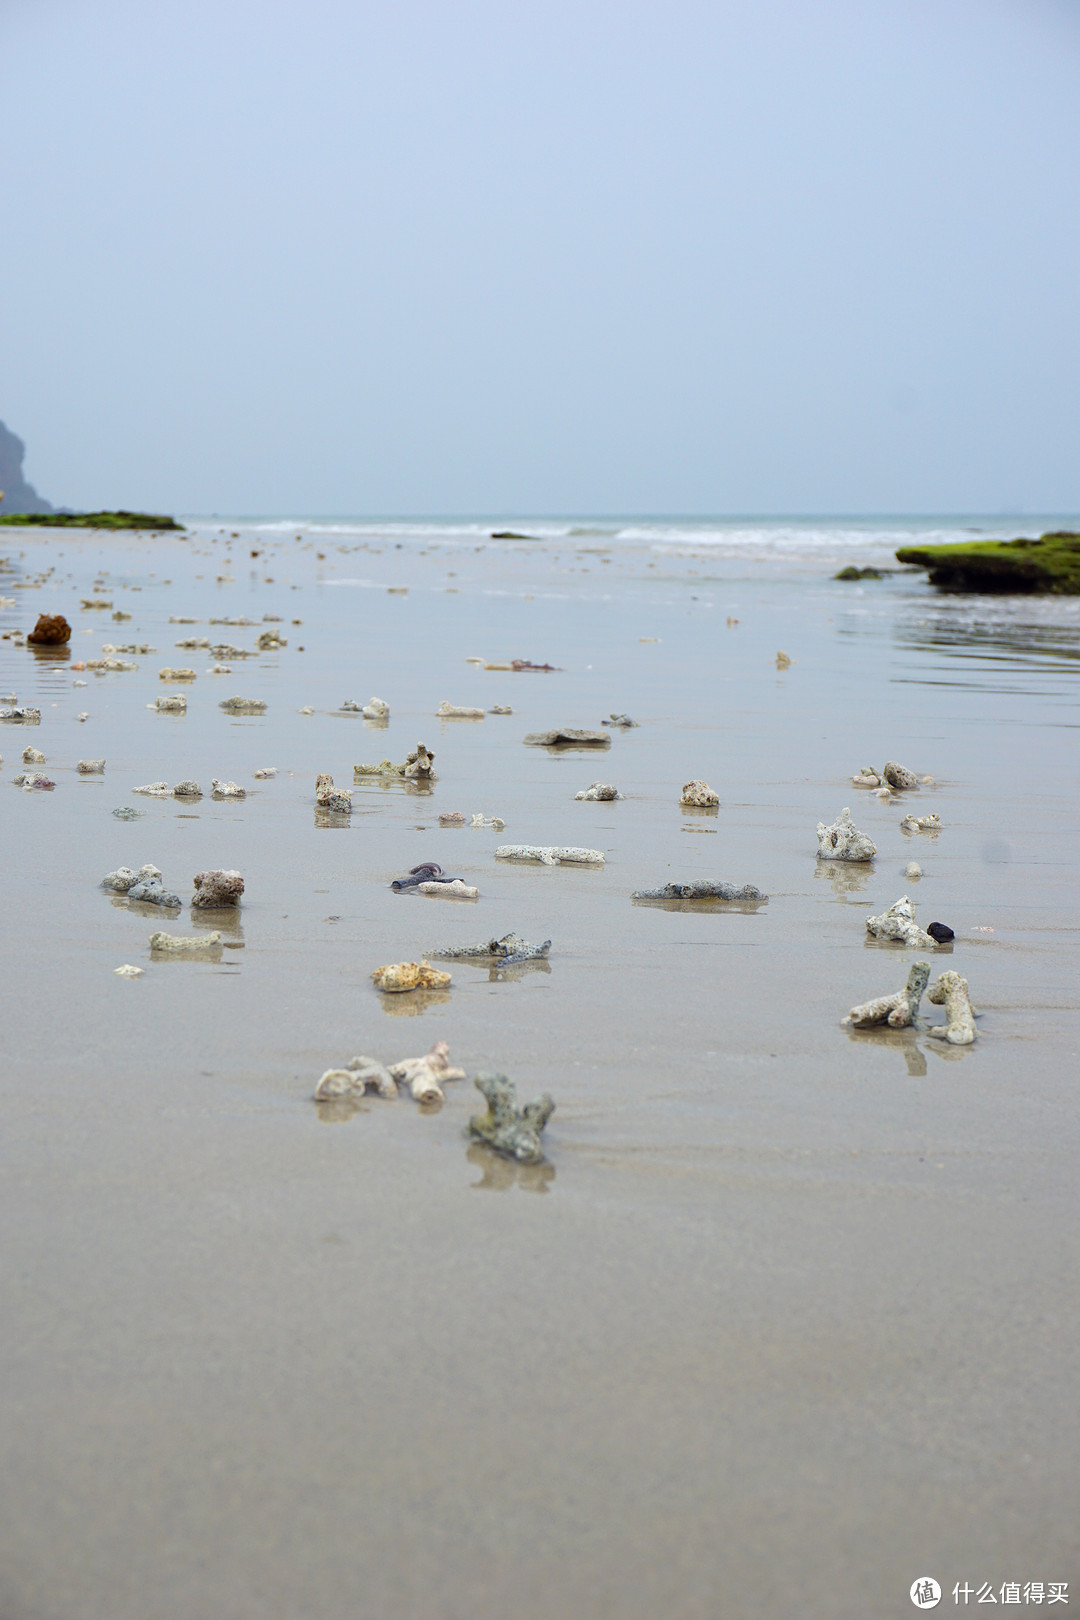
[927,921,955,943]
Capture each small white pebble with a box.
[905,861,922,880]
[114,964,144,978]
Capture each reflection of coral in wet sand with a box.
[814,860,873,897]
[467,1142,555,1192]
[377,987,453,1017]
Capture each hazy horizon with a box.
[3,0,1079,515]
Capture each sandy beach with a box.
[2,517,1078,1619]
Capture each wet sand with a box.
[2,521,1078,1618]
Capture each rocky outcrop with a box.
[0,421,53,515]
[896,533,1080,594]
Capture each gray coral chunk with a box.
[127,875,183,907]
[430,933,551,968]
[631,881,767,901]
[468,1072,555,1164]
[882,760,920,790]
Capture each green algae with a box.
[0,510,183,530]
[895,532,1080,594]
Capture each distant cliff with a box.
[0,421,54,514]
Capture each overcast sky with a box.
[2,0,1078,515]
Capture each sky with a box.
[2,0,1079,516]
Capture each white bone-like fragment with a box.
[842,962,930,1028]
[926,972,977,1045]
[417,879,479,898]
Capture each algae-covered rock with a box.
[895,532,1080,594]
[0,510,183,530]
